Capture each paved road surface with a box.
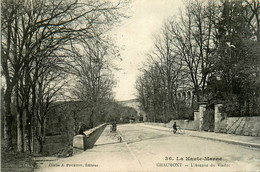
[119,124,260,172]
[35,124,260,172]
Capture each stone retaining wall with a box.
[145,102,260,137]
[73,123,107,152]
[215,116,260,137]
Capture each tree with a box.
[169,0,219,102]
[137,20,185,121]
[137,0,260,120]
[150,21,184,119]
[70,38,117,128]
[208,0,260,116]
[1,0,128,151]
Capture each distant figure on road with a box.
[173,122,177,134]
[113,121,117,131]
[110,121,117,132]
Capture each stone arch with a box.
[178,92,182,99]
[187,91,191,100]
[182,92,186,100]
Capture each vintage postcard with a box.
[1,0,260,172]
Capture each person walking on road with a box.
[173,122,177,134]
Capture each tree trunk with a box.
[39,140,43,154]
[17,111,23,152]
[73,111,78,135]
[1,103,4,140]
[39,122,45,154]
[43,119,46,143]
[16,84,24,152]
[4,88,14,151]
[31,121,34,153]
[22,110,28,152]
[89,107,94,128]
[26,115,32,152]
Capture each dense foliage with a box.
[136,0,260,122]
[46,100,138,138]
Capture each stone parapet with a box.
[73,123,107,152]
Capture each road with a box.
[119,124,260,172]
[35,124,260,172]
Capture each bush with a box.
[56,146,73,157]
[45,131,62,136]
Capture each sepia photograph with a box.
[1,0,260,171]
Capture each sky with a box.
[112,0,184,101]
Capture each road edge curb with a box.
[139,124,260,149]
[188,134,260,149]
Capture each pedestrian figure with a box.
[110,121,117,132]
[173,122,177,134]
[113,121,117,131]
[118,136,122,142]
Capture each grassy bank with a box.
[1,151,37,172]
[1,134,72,172]
[43,134,71,156]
